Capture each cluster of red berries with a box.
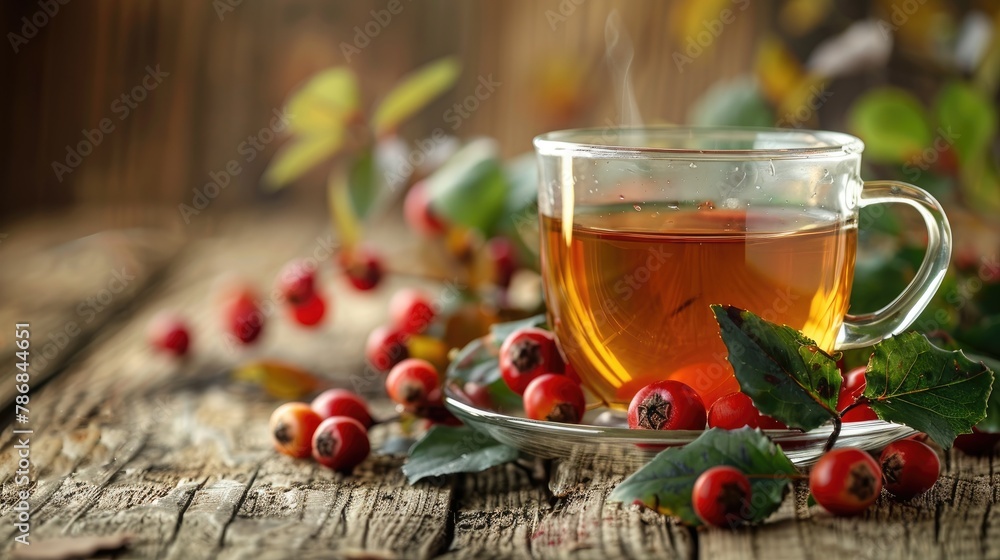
[691,437,942,527]
[365,289,437,373]
[620,364,886,435]
[269,389,373,472]
[147,253,397,358]
[497,327,586,423]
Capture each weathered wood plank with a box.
[444,454,694,559]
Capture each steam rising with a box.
[604,11,644,132]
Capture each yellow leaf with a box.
[262,132,342,190]
[327,167,362,249]
[232,360,323,400]
[372,57,461,138]
[755,36,804,105]
[286,67,360,135]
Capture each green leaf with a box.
[501,154,538,216]
[426,139,508,234]
[848,89,933,163]
[263,133,342,189]
[688,78,775,128]
[933,81,997,166]
[956,316,1000,358]
[373,56,461,138]
[712,305,840,431]
[488,314,547,346]
[863,332,994,447]
[286,67,360,136]
[971,353,1000,433]
[403,425,519,483]
[348,149,377,218]
[609,428,797,526]
[499,154,541,260]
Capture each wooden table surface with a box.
[2,208,1000,560]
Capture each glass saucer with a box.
[443,385,915,469]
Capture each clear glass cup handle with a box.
[837,180,953,350]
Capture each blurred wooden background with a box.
[0,0,765,226]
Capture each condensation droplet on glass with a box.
[633,204,642,211]
[689,162,697,168]
[697,200,715,211]
[619,194,625,200]
[768,160,775,175]
[754,185,761,190]
[667,204,679,209]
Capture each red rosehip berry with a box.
[311,416,370,472]
[498,327,565,395]
[707,392,786,430]
[389,288,436,334]
[291,293,327,327]
[386,359,440,407]
[404,180,446,236]
[837,366,878,422]
[226,288,264,344]
[809,448,883,516]
[487,237,517,289]
[692,466,753,527]
[627,380,706,431]
[879,439,940,500]
[339,248,384,291]
[147,312,191,357]
[953,427,1000,456]
[270,402,322,459]
[310,389,373,428]
[365,326,409,372]
[276,259,316,306]
[523,373,586,423]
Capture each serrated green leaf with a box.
[286,67,359,136]
[348,149,377,218]
[933,81,997,166]
[403,425,519,483]
[426,139,508,234]
[971,353,1000,433]
[864,332,994,447]
[489,314,547,346]
[848,89,933,163]
[373,57,460,137]
[609,428,796,526]
[689,78,775,128]
[712,305,840,431]
[263,133,342,189]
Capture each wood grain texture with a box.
[4,211,1000,559]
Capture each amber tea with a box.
[541,205,857,409]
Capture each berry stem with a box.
[839,397,870,418]
[824,416,842,453]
